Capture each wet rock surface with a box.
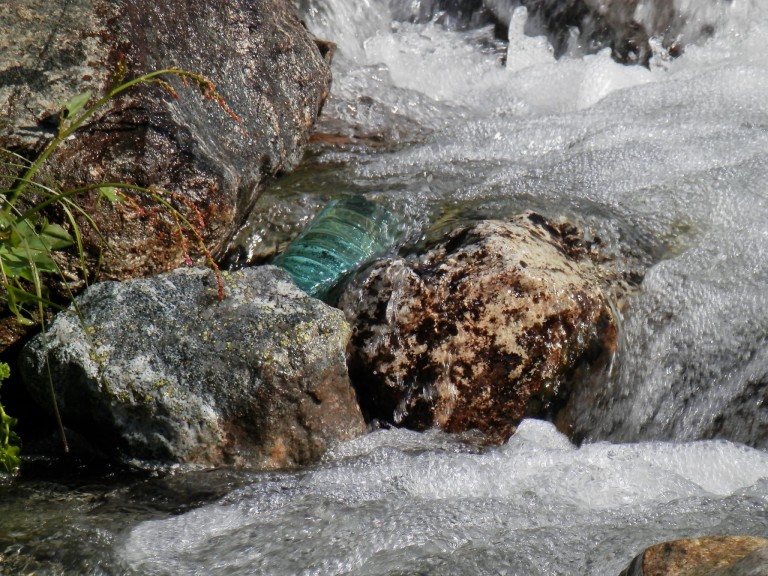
[0,0,331,282]
[19,266,365,468]
[620,536,768,576]
[340,212,617,442]
[485,0,730,64]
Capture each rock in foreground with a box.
[620,536,768,576]
[20,267,365,468]
[341,213,616,442]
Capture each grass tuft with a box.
[0,58,240,463]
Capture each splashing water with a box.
[270,0,768,447]
[9,1,768,574]
[119,420,768,575]
[118,3,768,572]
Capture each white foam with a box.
[504,7,554,73]
[120,421,768,575]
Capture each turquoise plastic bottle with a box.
[273,195,399,299]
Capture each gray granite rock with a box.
[19,266,365,468]
[0,0,332,281]
[340,212,617,442]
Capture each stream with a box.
[3,0,768,574]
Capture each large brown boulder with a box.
[340,212,617,442]
[0,0,332,281]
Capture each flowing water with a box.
[4,0,768,573]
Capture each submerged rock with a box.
[340,212,616,442]
[486,0,729,64]
[0,0,331,282]
[19,266,365,468]
[620,536,768,576]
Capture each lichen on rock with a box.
[19,266,366,468]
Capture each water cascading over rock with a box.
[340,212,618,442]
[483,0,732,64]
[620,536,768,576]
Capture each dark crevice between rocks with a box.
[313,39,337,66]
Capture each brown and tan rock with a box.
[485,0,729,65]
[340,212,617,442]
[0,0,334,352]
[621,536,768,576]
[0,0,332,283]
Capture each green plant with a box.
[1,58,236,320]
[0,362,20,475]
[0,57,240,457]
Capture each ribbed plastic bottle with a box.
[273,195,400,299]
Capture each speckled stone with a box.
[340,212,617,442]
[620,536,768,576]
[19,266,365,468]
